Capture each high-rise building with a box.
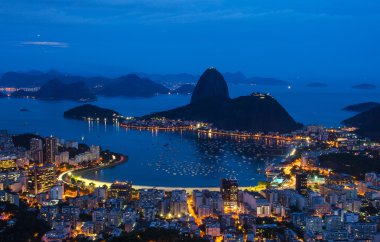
[0,156,17,172]
[170,190,188,217]
[0,190,20,206]
[347,223,377,241]
[50,183,64,200]
[220,178,238,213]
[90,145,100,160]
[325,215,343,231]
[45,136,57,164]
[30,138,43,164]
[109,181,132,201]
[305,216,323,235]
[55,151,69,165]
[27,164,56,194]
[94,186,107,200]
[296,173,308,196]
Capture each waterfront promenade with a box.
[57,169,255,192]
[57,146,296,193]
[121,123,300,142]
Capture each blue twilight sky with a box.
[0,0,380,81]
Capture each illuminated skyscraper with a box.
[109,181,133,201]
[296,173,308,196]
[27,164,56,194]
[45,136,57,164]
[220,178,238,213]
[0,155,18,172]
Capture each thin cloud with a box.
[20,41,69,48]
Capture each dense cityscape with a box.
[1,120,380,241]
[2,1,380,241]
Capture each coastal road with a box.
[57,169,257,192]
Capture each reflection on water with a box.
[1,84,380,186]
[80,124,285,187]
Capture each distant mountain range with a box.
[134,72,198,84]
[0,69,293,102]
[173,84,195,95]
[97,74,169,97]
[138,71,289,86]
[3,71,171,100]
[144,68,301,133]
[12,79,96,101]
[0,70,289,88]
[0,70,107,88]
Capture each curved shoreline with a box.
[58,155,258,192]
[58,155,127,186]
[58,146,295,193]
[72,154,127,175]
[60,169,255,192]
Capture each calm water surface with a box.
[1,84,379,187]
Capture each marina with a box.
[79,129,288,187]
[0,85,379,187]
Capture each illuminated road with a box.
[58,170,257,192]
[122,124,301,142]
[187,196,202,226]
[59,172,258,192]
[58,149,300,192]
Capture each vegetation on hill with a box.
[12,133,43,149]
[0,202,50,242]
[147,94,301,133]
[63,104,119,121]
[145,68,301,133]
[342,106,380,141]
[190,68,229,104]
[319,152,380,179]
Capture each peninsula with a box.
[64,104,119,122]
[342,105,380,141]
[144,68,302,133]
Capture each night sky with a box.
[1,0,379,81]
